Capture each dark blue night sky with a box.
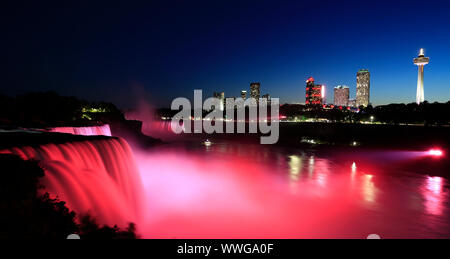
[2,0,450,108]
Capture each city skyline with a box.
[2,0,450,108]
[205,50,436,107]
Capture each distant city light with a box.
[428,149,443,157]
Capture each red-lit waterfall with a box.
[48,125,112,137]
[0,137,143,229]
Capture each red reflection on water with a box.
[423,176,444,216]
[136,144,450,238]
[362,175,376,203]
[135,146,379,238]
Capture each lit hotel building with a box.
[334,85,350,106]
[356,69,370,107]
[305,77,324,105]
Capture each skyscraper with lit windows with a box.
[334,85,350,106]
[250,83,261,100]
[356,69,370,107]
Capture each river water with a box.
[135,140,450,239]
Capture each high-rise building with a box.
[213,92,225,111]
[241,90,247,99]
[334,85,350,106]
[250,82,261,100]
[356,69,370,107]
[305,77,323,105]
[414,48,429,104]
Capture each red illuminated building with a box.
[305,77,324,105]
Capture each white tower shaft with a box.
[416,65,425,104]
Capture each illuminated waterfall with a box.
[0,137,143,228]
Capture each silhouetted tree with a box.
[0,154,78,239]
[78,215,137,240]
